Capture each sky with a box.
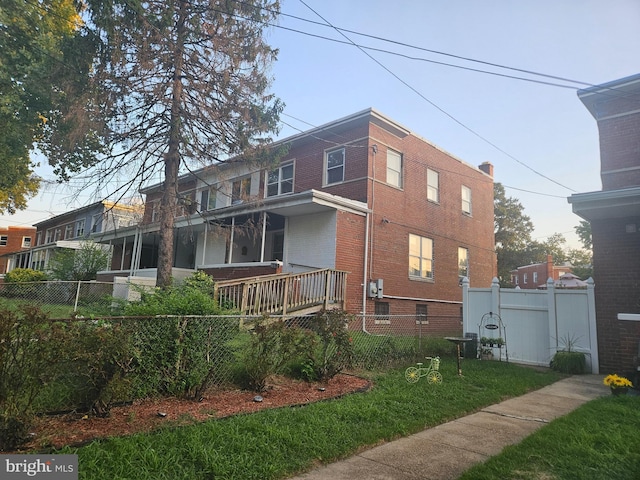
[2,0,639,250]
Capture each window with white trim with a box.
[232,177,251,204]
[325,148,345,185]
[533,272,538,285]
[416,304,428,325]
[22,237,31,248]
[427,169,439,203]
[458,247,469,279]
[0,236,7,246]
[386,149,402,188]
[200,187,217,211]
[462,185,472,215]
[409,234,434,280]
[267,162,294,197]
[45,229,54,244]
[524,273,528,284]
[75,219,85,238]
[64,224,73,239]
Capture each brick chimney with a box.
[546,254,553,281]
[479,162,494,177]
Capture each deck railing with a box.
[214,269,348,316]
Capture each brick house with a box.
[510,255,573,289]
[0,226,37,275]
[97,109,496,333]
[568,73,640,376]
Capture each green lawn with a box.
[459,394,640,480]
[57,361,564,480]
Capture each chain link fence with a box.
[0,282,463,413]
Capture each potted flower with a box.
[480,347,494,361]
[603,374,633,396]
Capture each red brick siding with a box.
[335,211,366,312]
[0,226,37,273]
[591,217,640,375]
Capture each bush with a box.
[3,268,47,300]
[550,350,586,374]
[0,305,60,450]
[307,310,355,382]
[244,317,315,391]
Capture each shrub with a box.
[307,310,355,382]
[550,351,586,374]
[0,306,60,450]
[244,317,315,391]
[3,268,47,300]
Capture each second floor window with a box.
[427,169,439,203]
[462,185,472,215]
[45,229,54,244]
[22,237,31,248]
[232,177,251,204]
[0,236,7,246]
[386,149,402,188]
[76,219,85,238]
[458,247,469,278]
[325,148,345,185]
[409,233,434,280]
[267,162,294,197]
[64,224,73,239]
[200,187,217,211]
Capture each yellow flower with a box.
[604,374,633,388]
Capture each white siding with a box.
[285,211,337,273]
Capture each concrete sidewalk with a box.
[289,375,608,480]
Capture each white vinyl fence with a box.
[462,277,598,373]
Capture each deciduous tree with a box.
[44,0,283,287]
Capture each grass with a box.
[55,360,564,480]
[459,394,640,480]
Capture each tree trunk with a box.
[157,1,187,289]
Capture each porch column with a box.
[260,212,267,262]
[227,216,235,264]
[201,221,208,266]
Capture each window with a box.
[45,229,54,244]
[325,148,345,185]
[75,219,85,238]
[64,224,73,239]
[427,169,439,203]
[91,214,102,233]
[200,187,217,211]
[36,232,41,246]
[267,162,294,197]
[54,229,61,241]
[533,272,538,285]
[22,237,31,248]
[271,232,284,261]
[462,185,472,215]
[515,276,519,285]
[232,177,251,204]
[386,149,402,188]
[409,234,434,280]
[374,301,390,324]
[524,273,528,284]
[416,304,428,325]
[0,236,7,246]
[458,247,469,279]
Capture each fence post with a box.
[547,277,558,360]
[462,277,470,333]
[282,275,289,316]
[324,269,331,310]
[74,280,82,312]
[491,277,500,316]
[586,277,599,374]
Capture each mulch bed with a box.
[18,374,371,452]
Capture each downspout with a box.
[362,210,370,333]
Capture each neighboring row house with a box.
[7,201,143,273]
[510,255,572,289]
[96,108,496,332]
[0,226,37,274]
[569,73,640,376]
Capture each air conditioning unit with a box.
[368,279,384,299]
